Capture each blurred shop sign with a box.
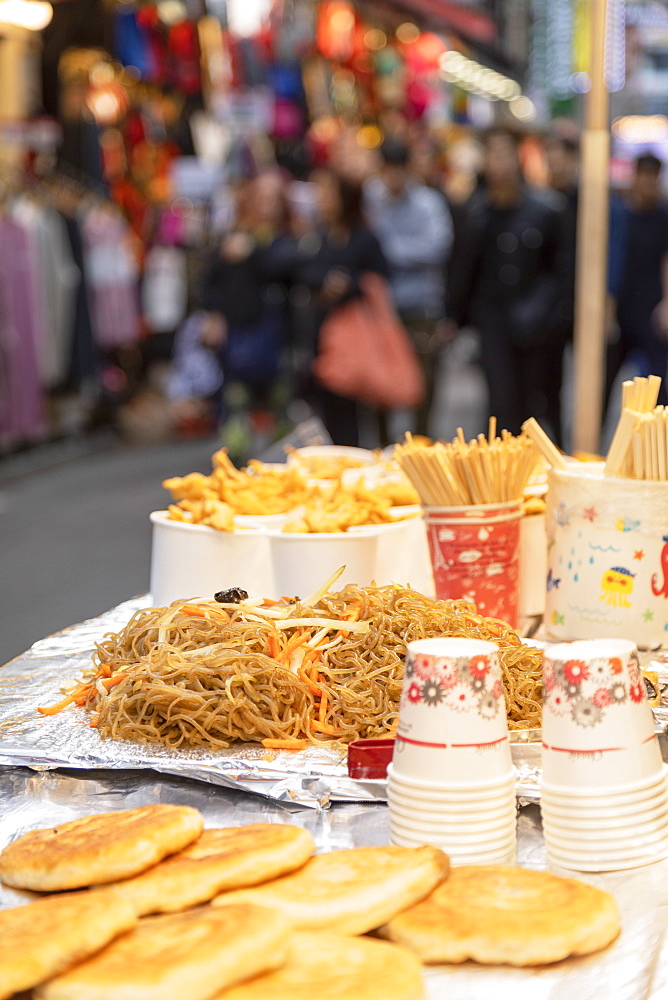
[0,117,61,150]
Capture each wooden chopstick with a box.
[521,418,568,471]
[605,409,642,477]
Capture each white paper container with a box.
[351,512,434,597]
[519,511,547,617]
[267,528,380,599]
[544,464,668,647]
[392,638,513,782]
[149,511,274,606]
[541,638,663,788]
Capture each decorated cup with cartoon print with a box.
[391,637,513,783]
[541,637,663,789]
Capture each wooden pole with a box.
[572,0,610,453]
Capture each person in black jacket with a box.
[447,127,569,439]
[295,170,388,446]
[198,171,296,417]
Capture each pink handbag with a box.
[312,272,425,409]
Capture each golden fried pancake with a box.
[212,845,449,935]
[382,865,621,965]
[0,888,137,1000]
[113,824,315,916]
[36,903,290,1000]
[0,805,204,891]
[217,931,424,1000]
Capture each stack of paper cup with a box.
[388,638,517,865]
[541,638,668,872]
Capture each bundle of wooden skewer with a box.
[604,375,668,480]
[520,375,668,481]
[394,419,539,506]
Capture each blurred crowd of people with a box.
[163,119,668,456]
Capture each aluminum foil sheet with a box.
[2,766,668,999]
[0,597,544,807]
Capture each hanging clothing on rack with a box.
[0,215,47,446]
[12,195,80,388]
[82,203,142,351]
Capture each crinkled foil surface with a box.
[2,768,668,999]
[0,596,546,806]
[3,602,668,996]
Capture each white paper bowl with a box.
[267,527,381,600]
[149,511,274,606]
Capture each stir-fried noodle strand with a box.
[41,586,543,748]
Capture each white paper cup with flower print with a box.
[391,638,513,783]
[541,638,664,790]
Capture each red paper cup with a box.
[423,502,522,626]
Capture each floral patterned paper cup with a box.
[392,638,513,783]
[541,638,664,789]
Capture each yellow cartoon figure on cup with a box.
[600,566,635,608]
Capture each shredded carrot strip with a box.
[97,664,112,678]
[180,604,206,618]
[100,673,128,690]
[311,720,341,736]
[284,632,310,657]
[180,604,226,621]
[90,716,100,729]
[301,647,321,668]
[37,693,80,715]
[261,738,308,750]
[267,633,280,660]
[38,680,92,715]
[297,667,321,696]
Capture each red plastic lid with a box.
[347,738,395,779]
